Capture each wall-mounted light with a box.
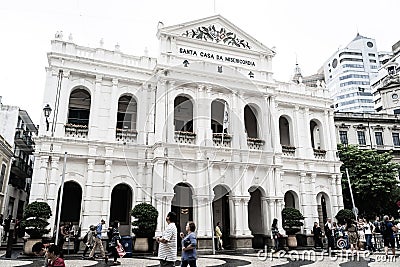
[43,104,52,131]
[248,71,254,78]
[183,60,189,67]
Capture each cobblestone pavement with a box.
[0,250,399,266]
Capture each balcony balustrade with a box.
[212,133,232,147]
[65,123,88,138]
[313,148,326,159]
[247,137,264,150]
[174,131,196,144]
[116,128,137,143]
[282,145,296,157]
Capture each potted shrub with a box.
[282,208,304,248]
[20,201,52,255]
[131,203,158,252]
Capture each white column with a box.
[276,199,285,233]
[293,105,303,157]
[336,174,344,209]
[154,79,167,143]
[166,81,175,144]
[30,156,49,202]
[309,173,319,228]
[101,160,112,220]
[88,75,103,139]
[261,197,269,234]
[107,78,119,142]
[82,159,95,228]
[232,196,242,235]
[267,199,275,235]
[303,107,313,158]
[136,162,145,202]
[54,70,71,137]
[242,196,252,236]
[330,174,338,217]
[268,96,280,153]
[323,110,334,160]
[47,156,60,214]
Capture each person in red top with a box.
[46,244,65,267]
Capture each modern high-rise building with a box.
[323,34,380,113]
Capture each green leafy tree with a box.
[20,201,52,239]
[337,144,400,217]
[335,209,355,224]
[282,208,304,235]
[131,203,158,238]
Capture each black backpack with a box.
[82,231,89,243]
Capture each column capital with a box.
[95,75,103,83]
[112,78,119,86]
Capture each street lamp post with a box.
[206,156,216,255]
[54,152,67,247]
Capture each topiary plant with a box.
[20,201,52,239]
[131,203,158,238]
[335,209,355,225]
[282,207,304,235]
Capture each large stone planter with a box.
[133,237,149,252]
[287,235,297,248]
[23,238,42,255]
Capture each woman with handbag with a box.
[109,220,122,266]
[82,225,96,259]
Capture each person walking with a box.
[312,222,323,249]
[180,221,197,267]
[215,222,224,250]
[381,215,397,258]
[82,225,96,259]
[271,218,280,252]
[324,218,334,251]
[156,211,177,267]
[3,215,11,242]
[89,219,108,263]
[108,220,122,266]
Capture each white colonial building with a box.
[30,15,343,249]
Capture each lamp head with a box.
[43,104,52,118]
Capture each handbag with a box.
[116,244,126,258]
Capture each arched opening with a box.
[317,192,331,227]
[213,185,231,249]
[109,184,132,236]
[279,116,291,146]
[56,181,82,226]
[174,96,193,132]
[211,99,228,134]
[67,88,91,126]
[116,95,137,141]
[244,105,258,138]
[171,183,194,249]
[248,187,264,249]
[310,120,322,149]
[284,191,299,209]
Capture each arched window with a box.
[244,105,258,138]
[116,95,137,142]
[279,116,291,146]
[174,96,193,132]
[67,88,91,126]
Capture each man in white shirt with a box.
[156,212,177,267]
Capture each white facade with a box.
[31,15,343,249]
[323,34,379,113]
[0,99,36,219]
[371,40,400,114]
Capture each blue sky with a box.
[0,0,397,123]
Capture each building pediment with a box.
[157,15,275,56]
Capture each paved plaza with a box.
[0,250,399,267]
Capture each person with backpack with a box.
[381,215,397,258]
[82,225,96,259]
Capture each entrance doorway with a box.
[248,187,264,248]
[57,181,82,225]
[212,185,231,249]
[109,184,132,236]
[171,183,193,249]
